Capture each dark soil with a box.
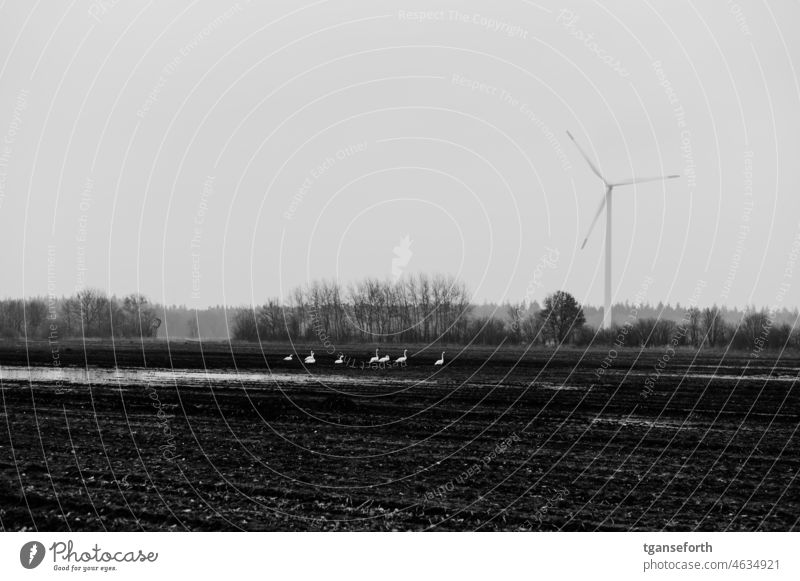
[1,340,798,531]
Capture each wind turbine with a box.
[567,131,679,329]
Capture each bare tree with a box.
[687,307,702,347]
[701,306,725,348]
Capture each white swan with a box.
[283,354,293,361]
[368,349,379,364]
[334,353,344,364]
[434,352,445,366]
[378,354,390,363]
[395,350,408,364]
[304,351,315,364]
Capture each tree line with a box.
[1,277,797,353]
[231,274,472,344]
[0,290,160,340]
[483,298,798,351]
[232,279,799,353]
[583,305,798,351]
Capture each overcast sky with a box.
[1,0,798,310]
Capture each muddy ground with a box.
[1,340,798,531]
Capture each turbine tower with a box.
[567,131,679,329]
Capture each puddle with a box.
[629,371,798,383]
[537,382,589,391]
[0,365,434,389]
[591,416,698,430]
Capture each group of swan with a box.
[369,348,408,365]
[282,349,445,366]
[283,351,316,363]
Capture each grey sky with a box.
[1,0,798,310]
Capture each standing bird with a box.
[304,351,315,364]
[283,354,293,361]
[395,350,408,365]
[434,352,445,366]
[334,353,344,364]
[368,349,379,364]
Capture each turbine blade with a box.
[566,131,607,184]
[613,174,680,187]
[581,193,608,249]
